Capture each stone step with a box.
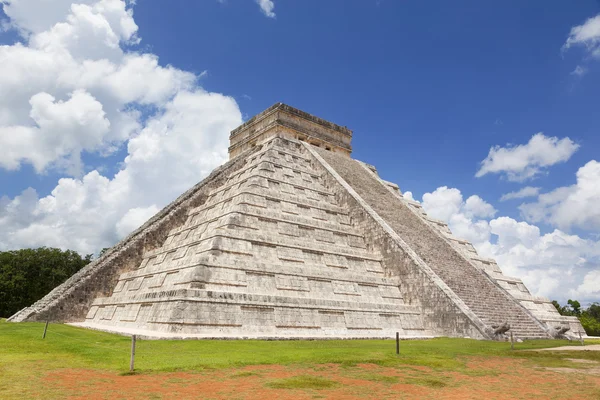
[91,288,416,315]
[315,147,550,339]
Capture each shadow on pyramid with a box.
[10,104,585,340]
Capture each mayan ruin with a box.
[8,104,585,341]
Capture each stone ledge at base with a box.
[70,322,434,341]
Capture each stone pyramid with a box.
[10,103,584,340]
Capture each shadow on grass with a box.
[118,371,138,376]
[231,371,261,378]
[266,375,340,390]
[512,348,600,369]
[407,377,448,388]
[356,373,399,383]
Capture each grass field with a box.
[2,319,600,399]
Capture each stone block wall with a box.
[229,103,352,159]
[75,137,430,338]
[9,148,257,323]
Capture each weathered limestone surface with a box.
[312,146,552,339]
[370,170,584,337]
[76,137,429,338]
[305,145,489,339]
[229,103,352,159]
[11,102,583,340]
[418,212,586,336]
[8,151,256,323]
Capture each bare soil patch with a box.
[545,367,600,375]
[42,356,600,400]
[565,358,600,364]
[532,344,600,352]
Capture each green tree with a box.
[567,299,582,316]
[0,248,92,318]
[552,300,565,315]
[552,300,600,336]
[579,314,600,336]
[98,247,111,258]
[587,303,600,320]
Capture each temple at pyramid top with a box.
[229,102,353,159]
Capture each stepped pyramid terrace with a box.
[9,103,585,340]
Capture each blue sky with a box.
[0,0,599,304]
[133,0,600,208]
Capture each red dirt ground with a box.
[40,357,600,400]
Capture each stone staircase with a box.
[314,146,550,339]
[401,198,585,337]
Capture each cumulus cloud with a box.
[464,195,497,219]
[0,90,111,175]
[0,0,242,254]
[403,191,416,202]
[499,186,540,202]
[0,0,196,175]
[563,13,600,59]
[475,133,579,182]
[0,90,240,254]
[422,187,495,246]
[417,186,600,304]
[116,205,160,238]
[520,160,600,231]
[256,0,275,18]
[1,0,96,35]
[576,270,600,298]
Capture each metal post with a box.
[396,332,400,355]
[510,332,514,350]
[130,335,137,372]
[42,320,49,339]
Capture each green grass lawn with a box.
[2,319,599,372]
[1,319,599,398]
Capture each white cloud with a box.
[0,1,242,254]
[0,90,241,255]
[476,133,579,182]
[422,187,494,246]
[563,14,600,59]
[520,160,600,231]
[403,191,416,202]
[0,0,196,176]
[116,205,160,238]
[571,65,588,76]
[464,195,497,219]
[1,0,96,35]
[256,0,275,18]
[29,1,139,61]
[418,186,600,304]
[500,186,540,202]
[576,270,600,298]
[0,90,111,175]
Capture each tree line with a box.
[0,247,93,318]
[552,299,600,336]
